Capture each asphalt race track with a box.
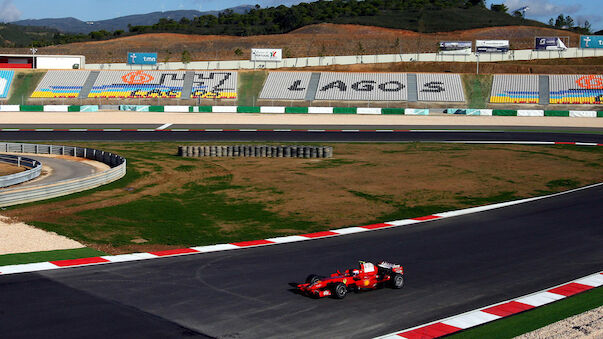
[0,129,601,338]
[0,128,601,144]
[0,184,601,338]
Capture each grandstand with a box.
[416,73,464,102]
[31,70,91,98]
[190,71,237,99]
[549,75,603,105]
[0,70,14,98]
[259,72,312,100]
[315,73,408,101]
[88,71,186,98]
[490,75,539,104]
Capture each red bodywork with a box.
[297,261,404,298]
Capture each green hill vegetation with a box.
[1,0,594,48]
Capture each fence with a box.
[0,143,126,207]
[86,48,602,71]
[0,154,42,188]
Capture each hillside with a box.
[0,24,58,48]
[13,6,254,34]
[0,24,582,64]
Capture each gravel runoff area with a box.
[514,305,603,339]
[0,216,84,255]
[0,154,110,255]
[0,112,601,128]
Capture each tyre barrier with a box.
[179,145,333,158]
[0,143,126,207]
[0,154,42,188]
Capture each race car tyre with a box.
[391,273,404,289]
[332,282,347,299]
[306,274,321,284]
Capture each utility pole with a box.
[476,52,480,74]
[30,47,38,69]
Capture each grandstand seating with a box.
[0,70,14,98]
[259,72,311,100]
[549,74,603,104]
[315,72,408,101]
[31,70,90,98]
[88,71,185,98]
[416,73,465,102]
[490,75,539,104]
[190,71,237,99]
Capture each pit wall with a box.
[0,105,601,117]
[0,105,98,112]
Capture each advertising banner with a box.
[535,37,567,51]
[438,41,472,55]
[251,48,282,61]
[127,52,158,65]
[580,36,603,49]
[476,40,509,53]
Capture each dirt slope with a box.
[0,24,581,64]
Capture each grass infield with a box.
[449,286,603,338]
[0,248,107,266]
[3,142,602,254]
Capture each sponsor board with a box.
[580,35,603,49]
[438,41,472,55]
[535,37,567,51]
[476,40,509,53]
[251,49,282,61]
[127,52,158,65]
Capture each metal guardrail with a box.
[0,143,126,207]
[0,154,43,188]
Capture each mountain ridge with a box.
[13,6,254,34]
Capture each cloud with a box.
[503,0,580,17]
[0,0,20,22]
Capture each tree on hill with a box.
[490,4,508,13]
[548,14,592,34]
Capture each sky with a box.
[0,0,600,31]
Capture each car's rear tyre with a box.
[306,274,320,284]
[332,282,347,299]
[391,274,404,289]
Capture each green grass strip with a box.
[238,71,268,106]
[285,107,308,113]
[7,71,46,105]
[68,105,81,112]
[149,106,164,112]
[381,108,406,115]
[0,248,107,266]
[450,286,603,339]
[544,110,569,117]
[493,110,517,116]
[333,107,357,114]
[20,105,43,112]
[598,111,603,118]
[237,106,261,113]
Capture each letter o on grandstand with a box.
[378,81,404,92]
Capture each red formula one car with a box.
[297,261,404,299]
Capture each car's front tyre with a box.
[332,282,347,299]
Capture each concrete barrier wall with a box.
[179,145,333,158]
[0,143,126,207]
[86,48,602,71]
[0,154,42,188]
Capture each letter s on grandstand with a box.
[251,49,283,62]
